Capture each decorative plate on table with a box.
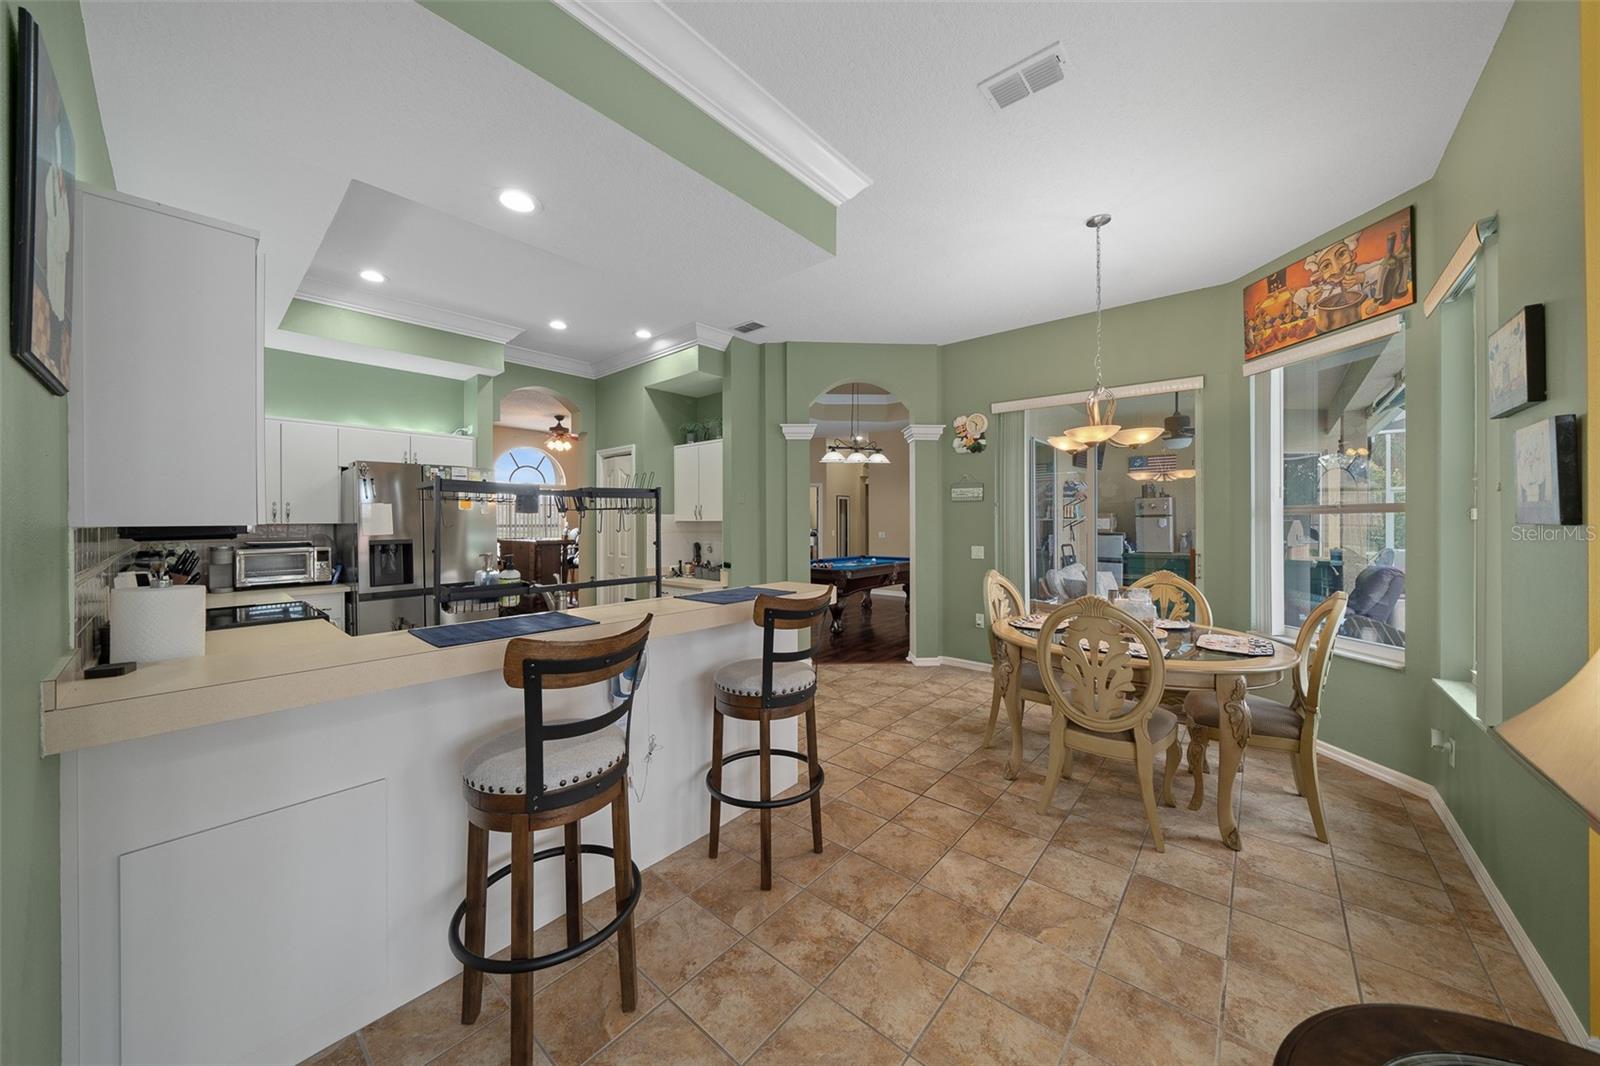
[1076,638,1164,660]
[1195,633,1277,656]
[1153,619,1192,631]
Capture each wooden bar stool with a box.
[706,590,833,889]
[450,616,651,1066]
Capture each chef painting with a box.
[1243,206,1414,362]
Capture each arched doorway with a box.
[808,382,911,663]
[495,385,584,601]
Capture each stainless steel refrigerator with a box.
[337,461,499,634]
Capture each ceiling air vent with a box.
[732,321,766,334]
[979,43,1064,112]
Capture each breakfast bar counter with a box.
[57,583,827,1065]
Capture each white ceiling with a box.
[84,0,1508,374]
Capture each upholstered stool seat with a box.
[1183,691,1302,740]
[462,727,626,796]
[713,659,817,697]
[1066,705,1179,746]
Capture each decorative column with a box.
[779,424,817,582]
[903,424,946,663]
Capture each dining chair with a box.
[1183,592,1348,842]
[981,569,1051,752]
[1033,596,1183,850]
[1132,569,1212,626]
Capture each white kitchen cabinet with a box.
[70,189,262,527]
[297,588,348,632]
[274,420,341,524]
[336,426,412,465]
[410,432,475,468]
[672,440,723,522]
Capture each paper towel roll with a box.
[111,585,206,664]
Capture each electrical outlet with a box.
[975,612,985,629]
[970,545,986,560]
[1429,728,1456,767]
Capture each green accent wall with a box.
[416,0,836,254]
[0,3,114,1061]
[264,349,472,435]
[278,299,504,375]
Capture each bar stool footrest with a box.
[449,842,641,975]
[706,749,823,810]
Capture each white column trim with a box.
[903,423,945,443]
[779,423,817,441]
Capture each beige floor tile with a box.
[1336,861,1456,927]
[360,973,507,1066]
[965,923,1094,1033]
[811,798,887,848]
[1479,944,1555,1018]
[904,741,972,773]
[1000,880,1114,966]
[1230,862,1348,949]
[839,777,920,819]
[1333,836,1445,889]
[809,761,867,795]
[1072,974,1216,1066]
[1029,842,1132,910]
[807,851,914,925]
[955,816,1049,875]
[1235,836,1338,896]
[858,730,923,759]
[650,838,749,897]
[1218,1035,1274,1066]
[920,849,1025,918]
[748,889,870,985]
[854,821,951,880]
[585,1001,732,1066]
[747,991,906,1065]
[1221,962,1338,1057]
[1447,883,1518,957]
[1227,910,1358,1003]
[762,819,846,886]
[892,795,980,844]
[981,790,1071,840]
[301,1035,366,1066]
[1053,813,1144,869]
[1353,955,1506,1021]
[922,770,1005,813]
[822,719,882,743]
[583,869,683,929]
[425,1011,552,1066]
[634,897,741,993]
[716,814,770,860]
[829,743,897,775]
[1343,904,1494,1000]
[672,941,811,1061]
[1133,840,1234,905]
[878,884,995,974]
[913,981,1066,1066]
[870,757,946,793]
[1116,875,1230,957]
[690,857,802,934]
[819,933,956,1049]
[1099,917,1224,1020]
[885,717,943,741]
[532,947,663,1066]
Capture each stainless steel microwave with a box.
[235,543,333,588]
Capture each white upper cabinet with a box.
[70,189,261,527]
[672,440,723,522]
[275,420,341,524]
[336,426,410,466]
[410,433,475,468]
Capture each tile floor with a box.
[308,661,1565,1066]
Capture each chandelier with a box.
[820,384,890,464]
[544,413,575,452]
[1049,214,1163,452]
[1319,432,1369,476]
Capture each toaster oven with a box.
[234,542,333,588]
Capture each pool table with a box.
[811,555,910,635]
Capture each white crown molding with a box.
[268,328,485,382]
[503,344,600,380]
[903,423,945,443]
[554,0,871,207]
[991,375,1206,415]
[592,322,736,378]
[779,423,817,441]
[295,279,525,345]
[1317,743,1592,1048]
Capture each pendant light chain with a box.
[1093,219,1104,386]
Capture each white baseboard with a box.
[908,655,989,672]
[1319,743,1593,1047]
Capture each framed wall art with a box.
[1487,304,1546,418]
[1513,414,1581,525]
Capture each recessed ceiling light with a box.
[358,268,386,283]
[498,188,538,214]
[635,329,652,340]
[549,320,568,331]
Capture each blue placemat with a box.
[679,585,795,604]
[410,611,599,648]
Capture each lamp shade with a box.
[1110,426,1166,448]
[1495,647,1600,829]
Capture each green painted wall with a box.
[594,357,698,513]
[417,0,836,254]
[264,349,471,435]
[278,299,504,375]
[0,3,114,1061]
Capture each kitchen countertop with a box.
[658,574,728,590]
[43,581,828,755]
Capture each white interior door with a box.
[599,450,634,605]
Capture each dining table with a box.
[991,614,1301,851]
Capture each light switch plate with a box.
[970,545,985,559]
